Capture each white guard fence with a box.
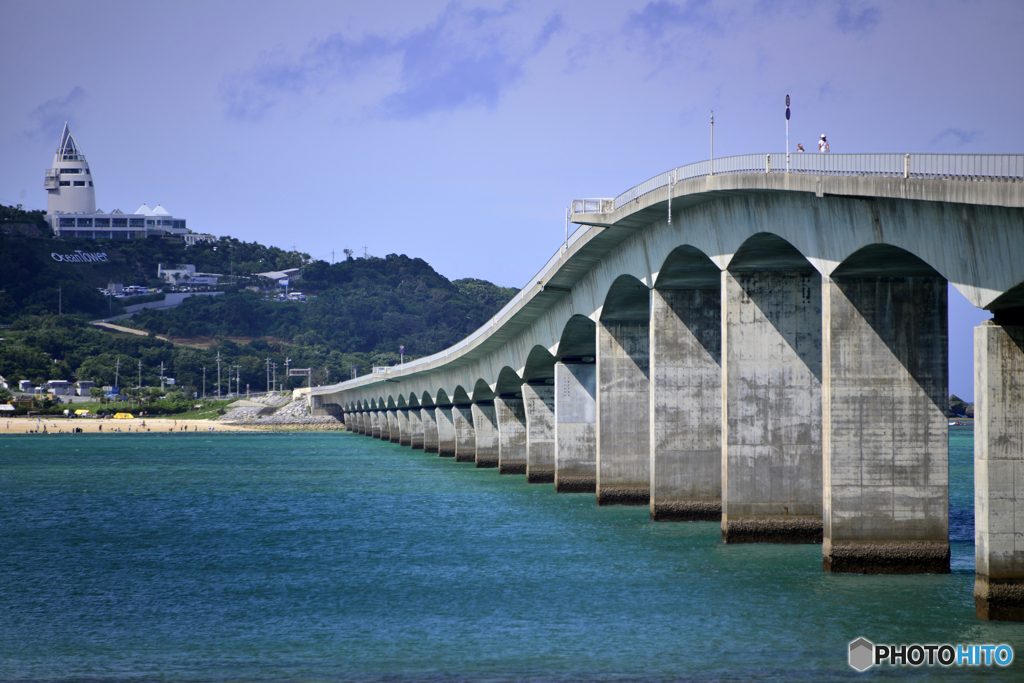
[573,153,1024,212]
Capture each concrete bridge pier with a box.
[721,269,823,543]
[355,412,365,434]
[495,396,527,474]
[472,402,500,468]
[387,410,400,444]
[421,408,439,453]
[975,315,1024,620]
[597,319,650,506]
[398,409,411,447]
[408,408,424,449]
[650,287,722,521]
[373,411,384,439]
[554,362,596,492]
[436,406,457,457]
[523,382,556,483]
[453,405,477,463]
[823,273,949,573]
[360,412,369,435]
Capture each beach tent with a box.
[74,409,91,416]
[0,404,14,412]
[113,412,134,419]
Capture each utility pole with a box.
[216,351,222,398]
[285,358,291,390]
[709,110,714,176]
[202,367,206,398]
[272,362,277,392]
[160,361,165,391]
[114,357,120,391]
[235,365,241,397]
[265,357,271,393]
[352,365,357,380]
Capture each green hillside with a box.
[0,204,304,321]
[0,207,519,393]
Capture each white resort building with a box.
[44,124,212,243]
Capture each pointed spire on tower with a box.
[57,123,85,161]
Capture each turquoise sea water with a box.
[1,425,1021,682]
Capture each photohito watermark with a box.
[849,638,1013,671]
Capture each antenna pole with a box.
[709,110,714,176]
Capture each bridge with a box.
[311,152,1024,621]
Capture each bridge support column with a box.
[722,270,823,543]
[495,397,527,474]
[472,402,500,468]
[453,405,476,462]
[650,288,722,521]
[373,411,384,439]
[597,322,650,505]
[523,383,556,483]
[358,412,367,435]
[398,409,411,447]
[436,407,456,457]
[408,408,424,449]
[421,408,439,453]
[387,410,400,443]
[823,275,949,573]
[975,317,1024,619]
[555,363,596,492]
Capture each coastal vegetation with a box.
[0,215,518,395]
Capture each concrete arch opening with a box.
[596,275,651,505]
[651,245,723,521]
[823,243,950,574]
[722,232,823,544]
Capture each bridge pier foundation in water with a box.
[471,402,499,468]
[523,383,556,483]
[495,397,527,474]
[453,405,476,463]
[435,406,456,457]
[398,409,411,447]
[407,408,424,450]
[822,273,949,574]
[975,318,1024,620]
[554,362,595,492]
[421,408,439,453]
[597,319,651,506]
[387,410,400,444]
[721,269,823,543]
[650,286,722,521]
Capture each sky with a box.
[1,0,1021,399]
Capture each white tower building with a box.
[44,123,96,215]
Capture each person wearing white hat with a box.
[818,134,830,152]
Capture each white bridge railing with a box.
[569,153,1024,213]
[329,152,1023,392]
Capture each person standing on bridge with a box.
[818,134,830,152]
[796,143,805,152]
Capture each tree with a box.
[0,387,12,403]
[89,386,105,405]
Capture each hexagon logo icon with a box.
[849,638,874,671]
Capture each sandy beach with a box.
[0,417,256,435]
